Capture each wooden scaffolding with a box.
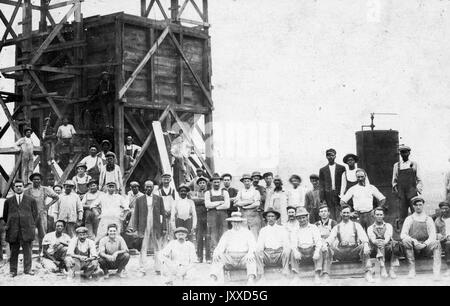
[0,0,214,196]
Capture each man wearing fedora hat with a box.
[290,207,324,284]
[171,184,197,240]
[319,149,346,222]
[15,127,35,185]
[392,145,423,223]
[24,172,59,254]
[160,227,197,285]
[54,180,83,237]
[251,171,266,213]
[256,208,291,278]
[401,196,441,279]
[72,162,92,200]
[205,174,230,255]
[190,176,210,263]
[435,201,450,276]
[305,174,321,223]
[99,151,124,194]
[210,212,257,284]
[65,226,100,279]
[235,174,262,239]
[81,179,103,239]
[265,176,288,224]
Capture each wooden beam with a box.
[204,112,214,172]
[168,29,213,109]
[169,108,213,176]
[178,30,184,105]
[58,153,82,184]
[124,101,209,114]
[153,121,173,175]
[45,10,66,43]
[49,162,61,183]
[30,2,80,65]
[145,0,156,18]
[0,105,22,139]
[0,146,42,155]
[141,0,147,17]
[0,7,18,40]
[177,18,209,27]
[30,65,81,75]
[0,0,21,53]
[202,0,208,23]
[118,26,169,99]
[0,164,9,182]
[33,156,41,170]
[189,0,204,20]
[0,0,39,9]
[177,0,190,19]
[0,95,21,138]
[2,152,21,198]
[28,70,63,119]
[48,0,83,10]
[155,0,169,21]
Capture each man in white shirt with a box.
[290,207,324,284]
[65,227,100,279]
[80,145,103,181]
[15,127,35,185]
[392,145,423,224]
[210,212,257,284]
[99,152,124,194]
[171,184,197,240]
[124,136,141,172]
[205,174,230,254]
[54,180,83,237]
[314,204,337,283]
[56,117,76,163]
[325,205,373,283]
[160,227,197,285]
[401,196,441,280]
[41,220,71,273]
[340,169,386,230]
[235,174,262,239]
[367,207,398,279]
[81,179,102,239]
[284,206,300,245]
[286,174,306,209]
[256,208,291,278]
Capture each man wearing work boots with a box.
[401,196,441,280]
[256,208,291,279]
[290,208,324,284]
[325,205,374,283]
[65,227,100,280]
[367,207,399,279]
[435,201,450,277]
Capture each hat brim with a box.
[196,179,208,185]
[179,187,190,192]
[174,229,189,235]
[29,173,43,180]
[251,175,262,180]
[240,177,252,182]
[87,181,99,187]
[76,165,88,169]
[262,210,281,219]
[210,177,223,182]
[343,154,359,164]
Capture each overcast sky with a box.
[1,0,449,202]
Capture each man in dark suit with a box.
[2,180,38,277]
[319,149,346,222]
[127,180,166,277]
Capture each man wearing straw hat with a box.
[210,212,257,284]
[235,174,262,239]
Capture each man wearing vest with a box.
[435,201,450,277]
[205,174,230,257]
[315,204,337,283]
[325,205,374,283]
[367,207,398,279]
[401,196,441,280]
[158,173,177,246]
[392,145,423,224]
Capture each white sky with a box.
[1,0,449,202]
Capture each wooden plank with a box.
[32,156,41,171]
[204,112,214,172]
[167,29,213,109]
[152,121,173,176]
[118,26,170,99]
[0,0,38,9]
[49,162,61,182]
[178,30,184,105]
[48,0,83,10]
[177,18,209,27]
[31,65,81,75]
[0,9,18,40]
[28,70,63,119]
[45,10,66,43]
[202,0,208,23]
[124,100,209,114]
[0,95,22,138]
[115,19,125,176]
[169,108,213,176]
[141,0,147,17]
[30,2,80,65]
[2,152,21,198]
[0,146,42,154]
[58,153,82,184]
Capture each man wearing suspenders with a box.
[325,205,373,283]
[158,173,177,247]
[315,204,337,283]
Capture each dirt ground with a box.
[0,254,448,286]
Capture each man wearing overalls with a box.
[204,174,230,258]
[315,204,337,283]
[392,145,423,224]
[400,196,441,280]
[190,176,209,263]
[158,173,177,247]
[72,162,91,200]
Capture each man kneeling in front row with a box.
[41,220,71,273]
[256,208,291,279]
[325,205,373,282]
[65,227,100,279]
[401,196,441,280]
[210,212,257,284]
[98,223,130,279]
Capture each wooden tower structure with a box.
[0,0,214,196]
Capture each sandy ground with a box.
[0,254,449,286]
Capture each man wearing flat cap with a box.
[99,151,124,194]
[392,145,423,223]
[210,212,257,284]
[265,176,288,224]
[305,174,321,223]
[256,208,291,278]
[171,184,197,240]
[65,226,100,279]
[435,201,450,276]
[160,227,197,285]
[24,172,59,254]
[401,196,441,280]
[54,180,83,237]
[235,174,262,239]
[319,149,346,221]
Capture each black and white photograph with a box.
[0,0,449,290]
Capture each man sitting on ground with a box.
[160,227,197,285]
[256,208,291,278]
[98,223,130,279]
[325,205,373,283]
[401,196,441,280]
[435,201,450,277]
[210,212,257,284]
[41,220,71,273]
[65,227,100,280]
[290,208,324,284]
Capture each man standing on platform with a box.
[319,149,346,221]
[3,180,38,277]
[56,117,76,163]
[235,174,262,239]
[80,145,103,181]
[392,145,423,224]
[305,174,321,223]
[124,136,141,172]
[15,127,35,185]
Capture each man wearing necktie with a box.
[2,180,38,277]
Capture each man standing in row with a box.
[99,152,123,194]
[319,149,346,221]
[171,184,197,240]
[305,174,321,223]
[222,174,238,219]
[191,176,209,263]
[251,172,266,213]
[264,176,288,224]
[286,175,306,209]
[235,174,262,239]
